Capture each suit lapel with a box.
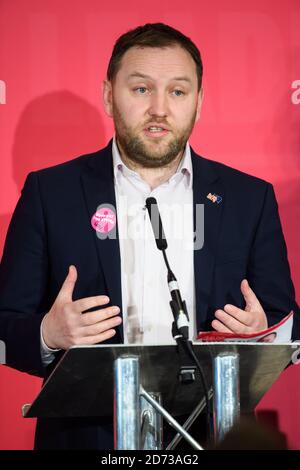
[191,148,225,331]
[81,140,123,341]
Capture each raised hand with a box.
[212,279,268,334]
[42,265,122,349]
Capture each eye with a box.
[134,87,148,94]
[173,89,185,96]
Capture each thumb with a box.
[240,279,261,309]
[56,265,77,303]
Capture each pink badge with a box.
[91,207,116,233]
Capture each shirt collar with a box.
[112,135,193,189]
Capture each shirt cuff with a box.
[40,314,61,365]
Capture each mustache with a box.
[143,120,171,128]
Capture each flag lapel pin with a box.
[207,192,222,204]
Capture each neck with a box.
[116,140,185,190]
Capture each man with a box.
[0,23,299,450]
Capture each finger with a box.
[240,279,262,310]
[73,295,110,313]
[56,265,77,302]
[211,319,232,333]
[74,329,117,345]
[80,306,120,326]
[214,309,250,334]
[81,315,122,336]
[223,304,253,326]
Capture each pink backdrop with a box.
[0,0,299,449]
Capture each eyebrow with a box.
[126,72,192,84]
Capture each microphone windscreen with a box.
[145,197,168,250]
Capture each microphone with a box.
[146,198,213,439]
[145,197,167,251]
[145,197,190,340]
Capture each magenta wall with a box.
[0,0,300,449]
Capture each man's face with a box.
[103,45,203,168]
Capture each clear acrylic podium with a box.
[23,342,299,450]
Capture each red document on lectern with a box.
[196,311,294,343]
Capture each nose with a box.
[148,91,168,118]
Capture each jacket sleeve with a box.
[247,182,300,340]
[0,172,49,377]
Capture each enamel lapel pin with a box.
[206,192,222,204]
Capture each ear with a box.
[102,80,113,117]
[195,87,204,122]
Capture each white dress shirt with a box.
[113,137,196,344]
[41,137,196,363]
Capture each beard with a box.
[112,103,197,169]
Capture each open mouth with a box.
[144,126,170,137]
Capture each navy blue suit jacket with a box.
[0,140,299,448]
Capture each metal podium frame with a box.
[24,342,299,450]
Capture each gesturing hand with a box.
[212,279,268,334]
[42,265,122,349]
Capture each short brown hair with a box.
[107,23,203,90]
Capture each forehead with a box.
[116,45,197,84]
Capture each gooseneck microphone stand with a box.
[145,197,213,442]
